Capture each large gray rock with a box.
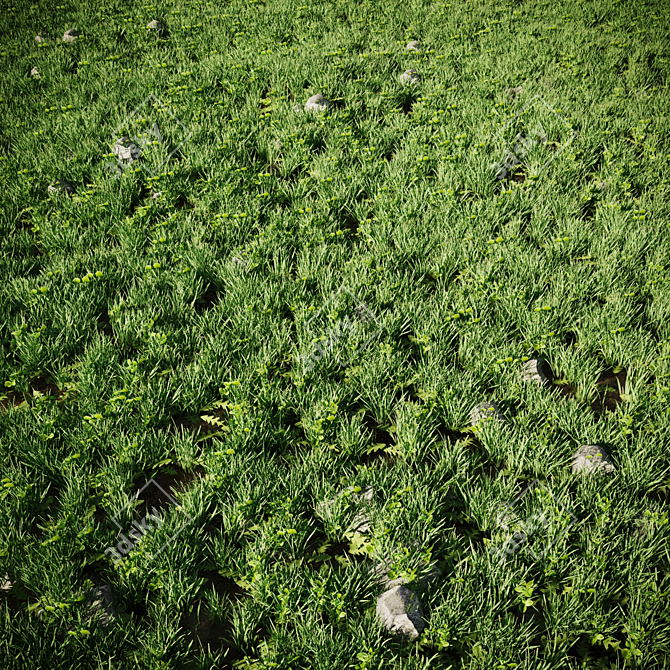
[62,29,80,43]
[48,179,75,196]
[376,585,425,641]
[405,41,422,52]
[521,358,548,386]
[469,401,505,426]
[571,444,615,475]
[305,93,330,113]
[113,136,143,164]
[400,69,421,86]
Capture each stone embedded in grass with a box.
[113,136,143,164]
[151,190,163,199]
[400,69,421,86]
[405,41,422,52]
[232,256,247,269]
[62,29,80,43]
[30,67,40,78]
[147,20,165,35]
[82,584,115,628]
[469,401,505,426]
[273,139,283,150]
[376,585,425,641]
[0,575,12,592]
[305,93,330,113]
[48,178,75,196]
[350,485,374,533]
[571,444,615,475]
[521,358,548,386]
[508,86,523,100]
[35,32,49,44]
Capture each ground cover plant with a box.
[1,0,670,667]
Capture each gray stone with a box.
[376,585,425,641]
[400,69,421,86]
[508,86,523,99]
[151,190,163,199]
[82,584,115,628]
[469,401,505,426]
[232,256,247,269]
[350,485,374,533]
[406,41,422,52]
[113,136,143,164]
[147,20,165,35]
[0,575,12,592]
[35,32,49,44]
[305,93,330,113]
[30,67,40,78]
[273,139,283,150]
[62,29,80,43]
[571,444,615,475]
[521,358,548,386]
[48,179,75,196]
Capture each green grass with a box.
[1,0,670,667]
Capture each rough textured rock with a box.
[48,179,75,196]
[113,136,143,163]
[469,401,505,426]
[521,358,548,386]
[62,29,80,43]
[376,585,425,641]
[405,41,422,52]
[147,20,165,35]
[571,444,615,475]
[305,93,330,113]
[400,69,421,85]
[350,485,374,533]
[82,584,115,628]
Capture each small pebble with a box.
[469,401,505,426]
[147,20,165,35]
[113,137,143,163]
[521,358,548,386]
[405,41,422,52]
[571,444,615,475]
[30,67,40,78]
[62,29,80,43]
[305,93,330,113]
[48,179,75,196]
[400,69,421,86]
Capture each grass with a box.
[1,0,670,667]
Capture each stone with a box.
[508,86,523,100]
[232,256,247,269]
[376,585,425,641]
[273,139,283,150]
[571,444,615,475]
[350,485,374,533]
[147,20,165,35]
[400,69,421,85]
[82,584,115,627]
[48,179,75,196]
[30,67,40,78]
[62,29,80,43]
[405,41,422,52]
[0,575,12,592]
[151,190,163,199]
[305,93,330,113]
[113,136,143,164]
[35,32,49,44]
[521,358,548,386]
[469,401,505,426]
